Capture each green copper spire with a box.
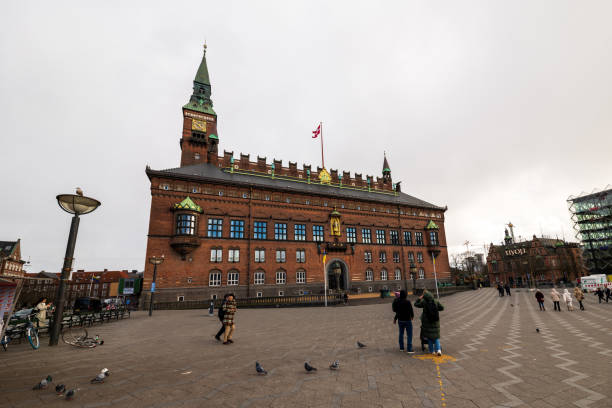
[183,43,216,115]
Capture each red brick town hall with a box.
[143,46,451,304]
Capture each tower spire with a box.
[382,152,391,183]
[183,43,215,115]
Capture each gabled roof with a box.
[173,196,203,213]
[147,162,444,210]
[425,220,439,230]
[0,241,18,258]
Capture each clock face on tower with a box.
[192,119,207,132]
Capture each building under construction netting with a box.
[567,186,612,275]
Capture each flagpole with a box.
[320,121,325,169]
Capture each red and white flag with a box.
[312,123,321,138]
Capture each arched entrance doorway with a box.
[326,259,349,292]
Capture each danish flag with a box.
[312,123,321,138]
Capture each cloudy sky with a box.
[1,1,611,273]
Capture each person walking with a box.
[595,287,605,304]
[222,293,237,345]
[392,290,415,353]
[605,287,611,303]
[214,294,228,342]
[551,288,561,312]
[497,283,505,297]
[504,283,511,297]
[535,289,545,311]
[573,286,585,311]
[414,290,444,356]
[562,289,574,311]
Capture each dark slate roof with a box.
[147,163,444,210]
[0,241,17,257]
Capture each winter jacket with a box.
[222,300,237,325]
[392,298,414,322]
[550,289,561,302]
[562,290,572,304]
[535,291,544,302]
[573,287,584,301]
[414,291,444,340]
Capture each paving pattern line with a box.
[527,298,605,408]
[491,298,524,408]
[444,291,501,340]
[455,296,508,361]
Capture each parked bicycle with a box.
[61,326,102,348]
[1,311,40,351]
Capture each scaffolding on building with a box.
[567,185,612,275]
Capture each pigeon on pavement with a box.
[357,341,367,348]
[255,361,267,375]
[536,328,540,333]
[304,361,317,372]
[91,372,106,384]
[65,389,75,400]
[33,375,52,390]
[329,360,340,370]
[55,384,66,395]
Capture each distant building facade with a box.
[143,46,451,304]
[567,187,612,275]
[486,231,587,286]
[0,239,26,278]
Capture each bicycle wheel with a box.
[26,327,39,349]
[62,326,88,346]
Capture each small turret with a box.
[382,153,391,184]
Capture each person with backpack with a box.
[573,286,585,310]
[214,294,229,342]
[414,290,444,356]
[392,290,415,353]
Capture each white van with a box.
[580,274,610,292]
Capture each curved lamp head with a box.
[409,261,417,274]
[56,194,101,215]
[149,256,165,265]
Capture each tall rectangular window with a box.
[429,231,439,246]
[404,231,412,246]
[417,252,424,263]
[418,268,425,279]
[415,232,424,246]
[210,249,222,263]
[313,225,324,242]
[296,249,305,263]
[390,230,399,245]
[227,271,239,285]
[296,270,306,284]
[294,224,306,241]
[408,252,415,263]
[376,229,386,244]
[255,249,265,263]
[393,251,400,263]
[254,271,265,285]
[274,223,288,240]
[230,220,245,239]
[379,251,387,263]
[276,249,286,263]
[228,249,240,263]
[362,229,372,244]
[207,218,223,238]
[209,272,221,287]
[346,227,357,243]
[176,214,196,235]
[366,269,373,281]
[253,222,267,240]
[364,251,372,263]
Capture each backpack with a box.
[424,299,439,322]
[218,300,225,319]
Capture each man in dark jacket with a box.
[595,288,605,304]
[392,290,415,353]
[504,283,511,296]
[214,294,229,341]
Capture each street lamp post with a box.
[49,191,101,346]
[148,256,164,316]
[410,261,417,296]
[431,250,441,299]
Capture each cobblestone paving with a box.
[1,288,611,407]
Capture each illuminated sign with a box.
[505,248,527,256]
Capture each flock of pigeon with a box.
[255,341,366,376]
[32,368,109,401]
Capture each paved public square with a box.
[1,288,611,408]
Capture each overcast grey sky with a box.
[1,1,611,273]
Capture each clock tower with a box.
[180,44,219,167]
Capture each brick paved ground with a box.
[1,288,611,408]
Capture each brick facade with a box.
[486,235,587,286]
[143,47,450,304]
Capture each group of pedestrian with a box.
[535,286,586,312]
[392,290,444,356]
[213,293,237,345]
[497,283,511,297]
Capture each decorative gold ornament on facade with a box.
[330,208,341,236]
[192,119,207,132]
[318,168,331,184]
